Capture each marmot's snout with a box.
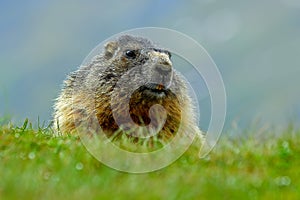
[147,51,173,89]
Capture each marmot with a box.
[53,35,202,142]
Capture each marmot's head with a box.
[102,35,178,99]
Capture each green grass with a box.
[0,120,300,200]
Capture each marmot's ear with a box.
[104,41,118,59]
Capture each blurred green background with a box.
[1,0,300,130]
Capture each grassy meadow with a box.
[0,119,299,200]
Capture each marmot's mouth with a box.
[138,83,168,97]
[144,83,166,92]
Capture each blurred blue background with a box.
[1,0,300,131]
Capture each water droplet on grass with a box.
[76,162,84,170]
[28,152,36,160]
[274,176,291,187]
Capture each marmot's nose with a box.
[155,54,172,75]
[155,64,172,76]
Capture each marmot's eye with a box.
[125,50,136,59]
